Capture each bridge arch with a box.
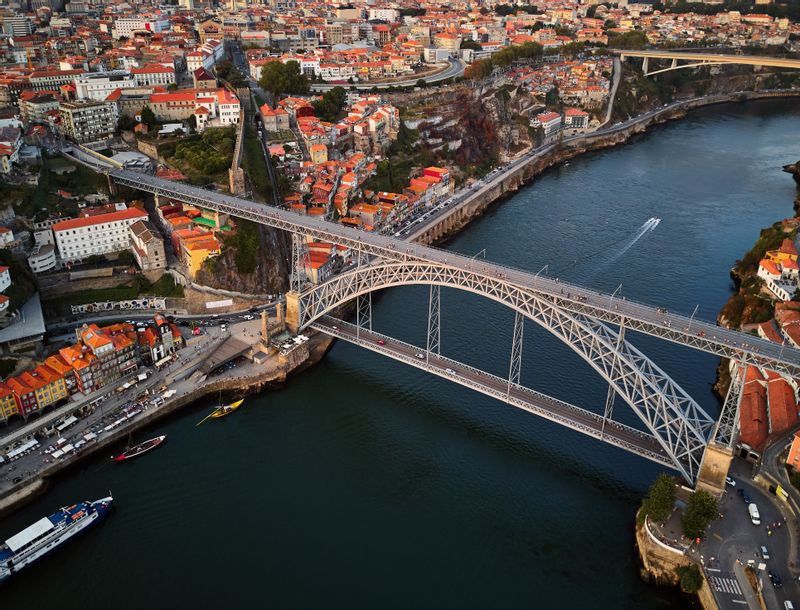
[293,260,716,482]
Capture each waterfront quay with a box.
[0,311,330,514]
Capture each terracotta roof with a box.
[53,208,147,232]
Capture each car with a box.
[737,488,745,497]
[726,476,736,487]
[445,368,455,374]
[242,314,255,321]
[11,476,22,484]
[376,339,386,346]
[761,545,770,560]
[332,325,338,330]
[769,570,783,588]
[785,601,795,610]
[743,493,752,504]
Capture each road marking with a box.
[710,576,743,595]
[707,568,722,573]
[732,599,747,604]
[714,533,723,541]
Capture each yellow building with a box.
[309,143,328,165]
[0,382,18,420]
[766,238,799,265]
[183,236,221,279]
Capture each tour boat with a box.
[210,399,244,419]
[196,399,244,426]
[112,435,167,461]
[0,495,114,582]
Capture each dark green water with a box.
[2,100,799,609]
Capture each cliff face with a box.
[195,224,290,295]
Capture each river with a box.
[2,100,799,609]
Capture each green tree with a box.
[311,86,347,123]
[608,30,649,50]
[259,60,309,99]
[460,39,482,51]
[117,115,137,131]
[639,473,676,524]
[545,85,560,107]
[682,490,718,539]
[416,78,427,88]
[677,565,703,594]
[140,105,156,128]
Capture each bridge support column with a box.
[642,56,649,75]
[285,290,301,334]
[671,58,677,70]
[601,321,625,439]
[696,442,734,497]
[291,233,309,293]
[507,311,524,399]
[356,292,371,342]
[712,363,744,447]
[426,285,440,363]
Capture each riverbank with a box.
[0,330,335,517]
[412,88,800,247]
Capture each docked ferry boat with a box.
[0,495,113,582]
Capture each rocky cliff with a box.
[196,222,290,295]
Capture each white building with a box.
[0,227,13,247]
[131,65,176,88]
[28,244,56,274]
[532,111,562,138]
[75,71,137,101]
[114,17,170,40]
[53,208,148,262]
[59,100,118,143]
[0,265,10,292]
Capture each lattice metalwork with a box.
[290,232,309,293]
[314,316,675,471]
[711,363,744,448]
[107,168,800,378]
[356,292,372,336]
[507,311,524,399]
[295,261,716,483]
[427,285,440,363]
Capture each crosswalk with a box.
[709,575,743,595]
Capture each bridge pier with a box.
[285,290,300,334]
[695,442,733,497]
[642,56,649,74]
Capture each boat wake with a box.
[605,217,660,264]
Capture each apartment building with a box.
[59,100,117,143]
[53,207,148,262]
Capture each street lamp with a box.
[609,283,623,307]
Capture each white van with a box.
[784,601,794,610]
[748,503,761,526]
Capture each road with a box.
[311,315,675,468]
[700,461,800,610]
[310,58,465,92]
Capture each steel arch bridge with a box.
[288,259,717,483]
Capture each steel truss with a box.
[296,261,716,483]
[109,169,800,377]
[290,233,309,293]
[711,363,744,447]
[507,312,524,399]
[427,285,440,363]
[314,316,675,470]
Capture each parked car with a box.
[761,545,770,560]
[725,476,736,487]
[768,570,782,588]
[748,503,761,526]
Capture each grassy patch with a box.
[46,274,183,307]
[242,124,270,201]
[222,219,260,274]
[167,127,236,185]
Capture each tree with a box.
[545,85,560,107]
[460,39,482,51]
[677,565,703,594]
[608,30,649,50]
[639,473,675,523]
[140,105,156,128]
[682,490,718,539]
[416,78,427,88]
[312,86,347,123]
[259,60,309,99]
[117,115,137,132]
